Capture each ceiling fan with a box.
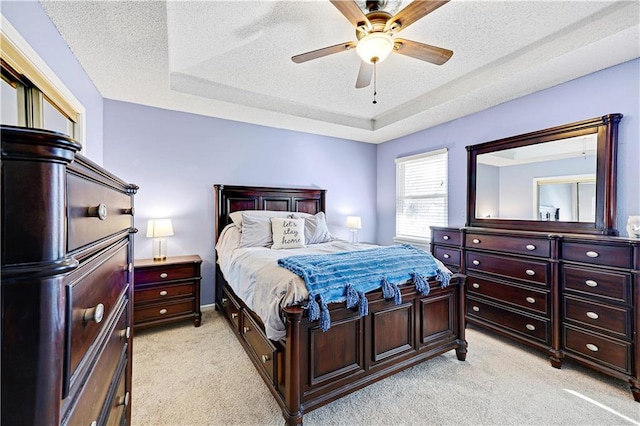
[291,0,453,94]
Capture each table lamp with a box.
[146,218,174,261]
[346,216,361,243]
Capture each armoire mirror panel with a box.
[466,114,622,235]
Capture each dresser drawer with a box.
[67,172,133,252]
[563,326,632,374]
[562,265,632,304]
[134,299,195,324]
[63,302,128,426]
[466,251,549,286]
[467,297,550,344]
[433,246,461,268]
[67,241,129,382]
[561,242,633,269]
[242,312,276,384]
[135,281,195,303]
[466,233,550,258]
[467,275,548,316]
[135,263,198,284]
[563,296,631,339]
[432,229,461,246]
[104,362,128,426]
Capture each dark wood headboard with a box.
[214,185,326,237]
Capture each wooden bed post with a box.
[283,306,304,425]
[455,275,468,361]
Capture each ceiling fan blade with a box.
[330,0,371,29]
[386,0,449,33]
[355,61,373,88]
[291,41,356,63]
[394,38,453,65]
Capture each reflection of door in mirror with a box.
[535,175,596,222]
[475,134,597,221]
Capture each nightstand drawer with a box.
[563,326,631,374]
[135,264,197,284]
[135,281,195,303]
[134,299,195,324]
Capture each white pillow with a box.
[294,211,333,244]
[239,214,274,248]
[271,217,306,249]
[230,210,310,229]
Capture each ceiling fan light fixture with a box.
[356,32,394,64]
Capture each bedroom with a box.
[1,0,639,425]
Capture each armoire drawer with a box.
[561,242,633,269]
[242,312,276,384]
[466,251,549,286]
[563,296,631,339]
[467,275,548,316]
[466,233,550,258]
[561,265,632,304]
[563,326,632,374]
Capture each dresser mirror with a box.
[466,114,622,235]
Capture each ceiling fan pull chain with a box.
[373,59,378,104]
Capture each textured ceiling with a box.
[40,0,639,144]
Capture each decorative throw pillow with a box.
[294,211,333,244]
[239,214,274,247]
[230,210,309,229]
[271,217,306,249]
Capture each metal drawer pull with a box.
[221,297,228,303]
[243,326,250,334]
[159,290,168,296]
[261,354,271,364]
[586,311,599,320]
[90,422,98,426]
[120,326,131,339]
[443,235,450,240]
[128,263,133,273]
[585,280,598,287]
[117,392,130,407]
[586,343,599,352]
[525,297,536,304]
[472,306,480,312]
[159,308,168,315]
[525,324,536,331]
[586,251,599,258]
[160,272,168,278]
[472,238,481,244]
[443,254,450,259]
[472,283,480,289]
[122,207,135,216]
[525,244,536,251]
[84,303,105,323]
[231,312,238,319]
[472,260,480,266]
[525,269,535,276]
[87,203,108,220]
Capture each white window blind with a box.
[395,148,448,244]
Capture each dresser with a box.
[430,226,463,273]
[431,226,639,401]
[134,255,202,329]
[1,126,138,425]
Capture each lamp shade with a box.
[146,218,174,238]
[346,216,362,229]
[356,32,394,64]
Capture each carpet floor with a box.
[132,308,639,425]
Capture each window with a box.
[395,148,448,244]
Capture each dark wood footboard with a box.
[217,266,467,425]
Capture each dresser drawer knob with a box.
[585,280,598,287]
[84,303,104,323]
[117,391,130,407]
[231,312,239,319]
[525,324,536,331]
[261,354,271,364]
[472,238,481,244]
[472,283,480,289]
[586,311,599,320]
[90,422,98,426]
[120,326,131,339]
[443,254,451,259]
[586,251,599,258]
[87,203,107,220]
[525,269,535,276]
[472,260,480,266]
[586,343,599,352]
[243,326,250,334]
[159,290,168,296]
[221,297,228,303]
[443,235,450,240]
[160,272,168,279]
[525,297,536,304]
[122,207,135,216]
[159,308,168,315]
[472,306,480,312]
[525,244,536,251]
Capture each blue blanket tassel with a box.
[436,269,451,287]
[307,296,320,321]
[381,277,402,305]
[319,298,331,332]
[411,272,430,296]
[345,284,359,309]
[358,290,368,316]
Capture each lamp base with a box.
[350,229,358,243]
[152,238,167,261]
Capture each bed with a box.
[214,184,467,425]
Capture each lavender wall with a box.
[1,1,104,163]
[376,59,640,244]
[102,100,377,305]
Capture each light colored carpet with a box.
[132,308,639,425]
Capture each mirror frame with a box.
[466,114,622,235]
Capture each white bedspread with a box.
[216,224,376,340]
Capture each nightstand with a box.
[133,255,202,329]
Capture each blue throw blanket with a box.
[277,244,450,331]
